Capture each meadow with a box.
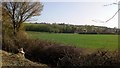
[27,31,118,51]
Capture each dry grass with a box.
[1,50,48,67]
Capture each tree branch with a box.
[106,9,120,22]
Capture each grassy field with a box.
[27,31,118,50]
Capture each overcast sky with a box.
[30,0,119,28]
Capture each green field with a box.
[27,31,118,50]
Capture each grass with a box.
[27,31,118,51]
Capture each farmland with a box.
[27,31,118,51]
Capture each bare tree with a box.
[2,2,43,35]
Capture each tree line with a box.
[24,23,120,34]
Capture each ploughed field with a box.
[27,31,118,51]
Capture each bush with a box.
[58,49,119,67]
[2,36,18,53]
[2,21,28,54]
[15,39,120,67]
[17,39,82,66]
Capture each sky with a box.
[30,0,119,28]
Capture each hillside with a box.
[1,50,48,67]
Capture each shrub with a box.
[17,39,120,67]
[57,49,120,67]
[2,21,28,54]
[18,39,82,66]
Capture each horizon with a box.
[25,22,119,29]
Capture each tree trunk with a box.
[13,22,17,36]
